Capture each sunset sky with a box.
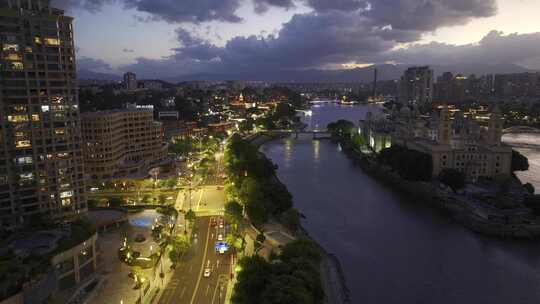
[51,0,540,79]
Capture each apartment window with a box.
[16,140,31,148]
[8,115,28,123]
[10,62,24,70]
[4,53,22,61]
[15,156,33,165]
[2,44,19,51]
[44,38,60,46]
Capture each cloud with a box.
[378,31,540,69]
[253,0,295,14]
[77,57,114,72]
[122,48,135,53]
[366,0,497,31]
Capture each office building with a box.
[81,108,168,180]
[0,0,87,228]
[123,71,137,90]
[399,66,434,105]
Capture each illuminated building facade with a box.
[81,108,168,180]
[361,106,512,182]
[0,0,87,228]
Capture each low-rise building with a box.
[81,108,168,180]
[361,105,512,182]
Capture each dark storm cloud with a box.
[50,0,114,12]
[174,28,223,61]
[77,57,114,71]
[379,31,540,68]
[253,0,295,14]
[122,0,242,23]
[366,0,497,30]
[304,0,367,11]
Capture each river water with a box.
[260,104,540,304]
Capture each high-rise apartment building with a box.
[123,72,137,90]
[399,66,433,105]
[0,0,87,228]
[81,107,168,180]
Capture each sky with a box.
[50,0,540,79]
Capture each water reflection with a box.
[503,133,540,193]
[261,104,540,304]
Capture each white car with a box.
[203,268,211,278]
[217,234,223,241]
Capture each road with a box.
[159,216,231,304]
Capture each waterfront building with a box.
[0,0,87,228]
[361,105,512,182]
[123,72,137,90]
[399,66,434,105]
[81,107,168,180]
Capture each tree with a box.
[142,194,151,205]
[232,256,272,304]
[158,194,167,205]
[185,209,196,224]
[439,169,466,192]
[512,150,529,172]
[327,120,355,138]
[169,235,190,267]
[280,208,301,232]
[378,145,433,181]
[524,183,535,194]
[225,201,244,226]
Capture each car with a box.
[218,218,224,228]
[217,234,223,241]
[203,268,211,277]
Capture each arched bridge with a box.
[503,126,540,134]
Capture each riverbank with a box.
[337,138,540,239]
[244,132,351,304]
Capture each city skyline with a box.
[53,0,540,79]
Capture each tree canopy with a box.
[439,168,466,192]
[232,239,324,304]
[511,150,529,172]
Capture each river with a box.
[260,104,540,304]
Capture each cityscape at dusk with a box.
[1,1,540,304]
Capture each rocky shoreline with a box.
[338,139,540,239]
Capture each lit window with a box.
[31,114,40,122]
[25,47,33,53]
[34,37,42,44]
[41,105,50,112]
[54,128,65,135]
[19,172,34,181]
[15,156,33,165]
[4,53,22,61]
[13,105,26,112]
[8,115,28,123]
[10,62,24,70]
[60,190,73,198]
[61,198,72,206]
[16,140,31,148]
[44,38,60,46]
[2,44,19,51]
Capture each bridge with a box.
[502,126,540,134]
[262,129,332,139]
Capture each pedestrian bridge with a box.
[262,129,332,139]
[503,126,540,134]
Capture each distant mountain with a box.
[170,63,535,83]
[78,69,122,81]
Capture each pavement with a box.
[158,216,232,304]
